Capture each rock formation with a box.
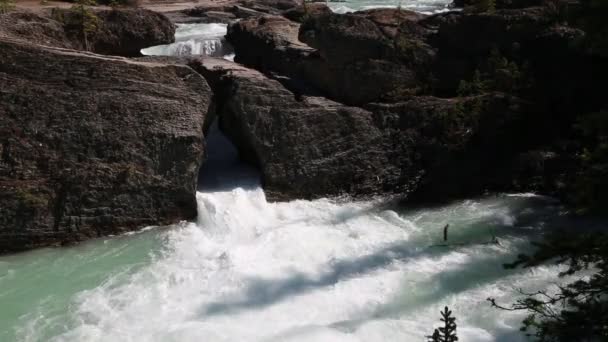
[220,5,607,207]
[57,7,176,56]
[187,57,533,202]
[1,8,175,57]
[0,37,212,253]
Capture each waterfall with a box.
[141,23,235,60]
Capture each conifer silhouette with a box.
[427,306,458,342]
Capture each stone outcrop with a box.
[58,8,176,57]
[90,8,175,57]
[226,7,595,102]
[187,57,534,202]
[226,15,317,74]
[226,10,436,105]
[176,0,300,23]
[0,8,175,57]
[0,37,212,253]
[282,3,332,23]
[190,58,395,200]
[219,5,608,205]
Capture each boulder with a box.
[0,38,211,253]
[227,10,436,105]
[189,58,398,200]
[188,57,534,202]
[282,3,332,23]
[298,9,436,104]
[179,0,300,23]
[299,9,429,63]
[54,8,175,56]
[226,14,434,105]
[226,15,317,71]
[92,9,175,57]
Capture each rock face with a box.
[0,37,211,253]
[190,58,394,200]
[226,7,594,103]
[91,9,176,57]
[227,10,436,105]
[188,57,533,202]
[177,0,300,23]
[59,8,176,57]
[218,5,606,203]
[1,8,175,57]
[226,15,317,73]
[282,3,332,23]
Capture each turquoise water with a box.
[0,3,578,339]
[0,226,164,341]
[0,183,575,341]
[0,127,579,342]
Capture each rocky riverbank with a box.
[1,0,606,252]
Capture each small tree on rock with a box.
[0,0,15,14]
[70,0,99,51]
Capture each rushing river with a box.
[141,23,235,60]
[328,0,452,14]
[0,126,579,342]
[0,4,579,341]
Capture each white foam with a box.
[141,23,234,57]
[16,182,570,342]
[328,0,452,13]
[12,128,573,342]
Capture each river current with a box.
[0,126,578,342]
[0,6,579,341]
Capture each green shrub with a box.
[466,0,495,13]
[573,0,608,57]
[60,0,100,50]
[457,49,531,96]
[490,232,608,341]
[571,110,608,214]
[543,0,569,23]
[14,189,47,213]
[0,0,15,14]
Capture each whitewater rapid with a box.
[12,190,569,342]
[0,126,577,342]
[141,23,234,60]
[329,0,452,14]
[0,8,574,340]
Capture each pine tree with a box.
[427,306,459,342]
[489,232,608,341]
[71,0,99,51]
